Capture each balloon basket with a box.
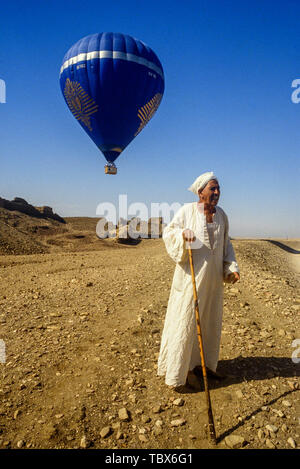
[104,164,117,175]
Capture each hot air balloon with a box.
[59,32,165,174]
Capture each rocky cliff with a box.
[0,197,65,223]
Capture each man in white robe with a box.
[157,172,239,390]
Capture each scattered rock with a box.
[153,427,163,436]
[271,409,284,418]
[13,410,21,419]
[173,398,184,407]
[152,405,162,414]
[16,440,25,448]
[287,437,297,449]
[141,415,151,423]
[118,408,130,421]
[257,429,265,440]
[100,427,112,439]
[80,435,90,448]
[287,381,298,390]
[170,418,186,427]
[266,424,278,434]
[139,427,148,434]
[224,435,246,449]
[266,438,276,449]
[282,400,292,408]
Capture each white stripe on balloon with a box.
[60,50,164,79]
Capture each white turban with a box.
[188,171,218,195]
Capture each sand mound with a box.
[0,206,108,255]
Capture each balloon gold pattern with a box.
[64,78,98,131]
[135,93,163,136]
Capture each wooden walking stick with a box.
[188,246,217,445]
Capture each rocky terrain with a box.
[0,219,299,450]
[0,203,107,256]
[0,202,164,256]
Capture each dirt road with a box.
[0,238,299,449]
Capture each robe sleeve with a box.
[223,212,239,278]
[162,206,188,263]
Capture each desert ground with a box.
[0,210,299,450]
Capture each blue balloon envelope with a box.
[59,32,165,171]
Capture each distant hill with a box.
[0,204,67,255]
[0,197,65,223]
[0,199,107,255]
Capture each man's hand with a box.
[226,272,240,284]
[182,229,196,243]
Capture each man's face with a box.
[198,179,220,206]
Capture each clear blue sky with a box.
[1,0,299,237]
